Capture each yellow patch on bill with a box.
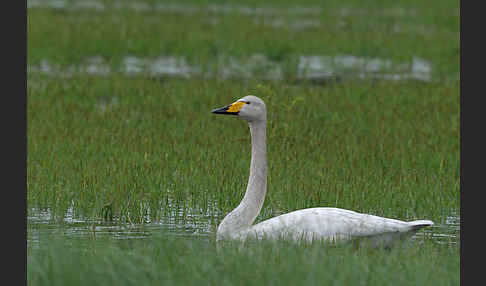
[227,101,246,113]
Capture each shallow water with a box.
[413,211,460,245]
[27,206,214,250]
[28,54,434,82]
[27,205,460,247]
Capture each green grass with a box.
[27,75,459,224]
[27,234,459,286]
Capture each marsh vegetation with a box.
[27,0,460,285]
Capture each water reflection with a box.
[28,206,460,247]
[27,206,213,248]
[414,211,460,245]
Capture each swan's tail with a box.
[408,220,434,231]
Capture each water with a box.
[414,211,460,245]
[27,206,214,250]
[27,205,460,247]
[28,54,433,82]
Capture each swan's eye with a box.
[245,101,251,105]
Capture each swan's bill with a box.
[212,101,248,115]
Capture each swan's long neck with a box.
[244,120,267,221]
[217,119,267,237]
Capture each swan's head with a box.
[211,95,266,122]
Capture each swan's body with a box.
[212,95,433,246]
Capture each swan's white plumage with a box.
[212,95,433,246]
[226,208,433,246]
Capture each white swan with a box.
[212,95,433,246]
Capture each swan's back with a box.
[232,207,433,245]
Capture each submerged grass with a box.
[27,234,459,286]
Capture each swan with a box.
[211,95,433,246]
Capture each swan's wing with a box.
[242,207,433,242]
